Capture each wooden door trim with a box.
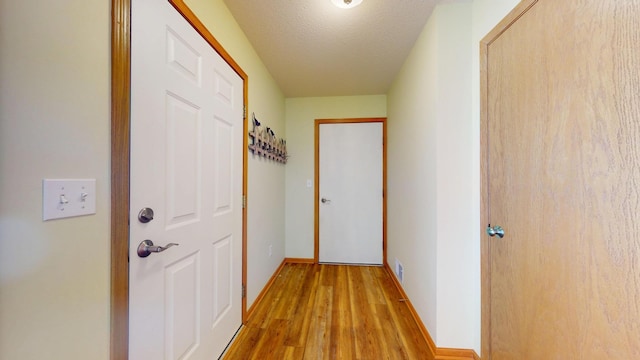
[313,118,387,265]
[479,1,538,358]
[110,1,131,359]
[110,1,249,358]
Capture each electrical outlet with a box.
[268,244,273,257]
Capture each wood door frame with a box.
[110,1,249,358]
[479,1,538,358]
[313,118,387,264]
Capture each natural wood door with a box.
[482,0,640,358]
[129,0,243,358]
[317,120,383,265]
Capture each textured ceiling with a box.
[223,0,441,97]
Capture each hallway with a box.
[223,263,432,359]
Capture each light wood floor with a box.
[223,263,432,359]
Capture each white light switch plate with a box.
[43,179,96,220]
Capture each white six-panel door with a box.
[130,1,243,359]
[319,122,383,265]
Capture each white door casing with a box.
[130,1,243,359]
[318,121,383,265]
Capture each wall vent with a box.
[395,258,404,284]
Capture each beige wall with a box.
[387,0,520,354]
[387,8,440,337]
[284,96,387,258]
[0,0,111,359]
[388,1,473,349]
[0,0,285,358]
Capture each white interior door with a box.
[130,1,243,359]
[319,122,383,265]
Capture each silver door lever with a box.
[137,239,179,258]
[486,225,505,238]
[321,198,331,204]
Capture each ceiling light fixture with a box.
[331,0,363,9]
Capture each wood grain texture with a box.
[246,259,288,321]
[285,257,317,264]
[480,2,538,357]
[110,0,131,358]
[483,0,640,358]
[223,264,433,359]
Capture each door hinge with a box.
[242,284,246,299]
[243,105,247,119]
[242,194,246,209]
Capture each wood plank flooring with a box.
[223,263,432,359]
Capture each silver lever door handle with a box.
[486,225,505,238]
[137,239,179,258]
[321,198,331,204]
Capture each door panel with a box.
[212,236,232,325]
[130,1,243,358]
[318,121,383,265]
[165,254,199,359]
[485,0,640,358]
[213,118,233,213]
[166,93,200,226]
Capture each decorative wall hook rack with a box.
[248,113,288,164]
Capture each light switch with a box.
[306,179,312,188]
[43,179,96,220]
